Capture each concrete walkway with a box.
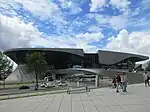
[0,84,150,112]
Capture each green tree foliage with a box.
[145,61,150,71]
[0,51,13,88]
[25,52,48,89]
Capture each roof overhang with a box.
[97,50,149,65]
[4,48,84,57]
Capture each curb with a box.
[0,90,66,101]
[0,87,100,101]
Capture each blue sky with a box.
[0,0,150,56]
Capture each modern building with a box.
[3,48,149,84]
[4,48,149,69]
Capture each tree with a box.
[145,61,150,71]
[25,52,48,90]
[0,51,13,88]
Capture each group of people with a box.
[111,72,128,93]
[110,71,150,93]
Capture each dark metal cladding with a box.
[3,48,149,67]
[97,50,149,65]
[4,48,84,57]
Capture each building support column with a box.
[95,75,99,88]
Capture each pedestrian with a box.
[67,88,71,94]
[147,72,150,86]
[108,78,112,88]
[116,73,121,92]
[112,76,117,88]
[121,74,124,89]
[122,72,128,92]
[143,71,148,87]
[85,85,88,91]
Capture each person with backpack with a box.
[116,73,121,92]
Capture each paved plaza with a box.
[0,84,150,112]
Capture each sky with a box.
[0,0,150,61]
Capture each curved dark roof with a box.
[4,48,84,57]
[4,48,149,65]
[98,50,149,65]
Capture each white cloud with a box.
[0,0,18,16]
[16,0,60,19]
[0,14,103,53]
[106,29,150,57]
[109,15,127,30]
[69,3,82,14]
[76,32,104,42]
[0,14,43,50]
[59,0,82,14]
[74,32,105,52]
[0,14,73,50]
[141,0,150,10]
[131,8,140,16]
[76,43,99,53]
[0,0,68,37]
[109,0,131,14]
[90,0,105,12]
[88,26,102,32]
[0,0,62,20]
[87,14,109,25]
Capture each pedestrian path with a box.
[0,83,150,112]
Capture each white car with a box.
[73,65,82,68]
[41,83,55,88]
[58,83,67,86]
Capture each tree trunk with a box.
[35,73,39,90]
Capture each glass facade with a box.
[83,53,99,68]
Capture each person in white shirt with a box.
[143,72,148,87]
[121,72,128,92]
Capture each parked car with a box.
[58,82,67,86]
[41,83,55,88]
[73,65,82,68]
[45,84,55,88]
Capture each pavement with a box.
[0,80,109,100]
[0,83,150,112]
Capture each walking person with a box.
[116,73,121,93]
[122,72,128,92]
[112,76,117,88]
[121,74,124,89]
[147,72,150,86]
[143,71,148,87]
